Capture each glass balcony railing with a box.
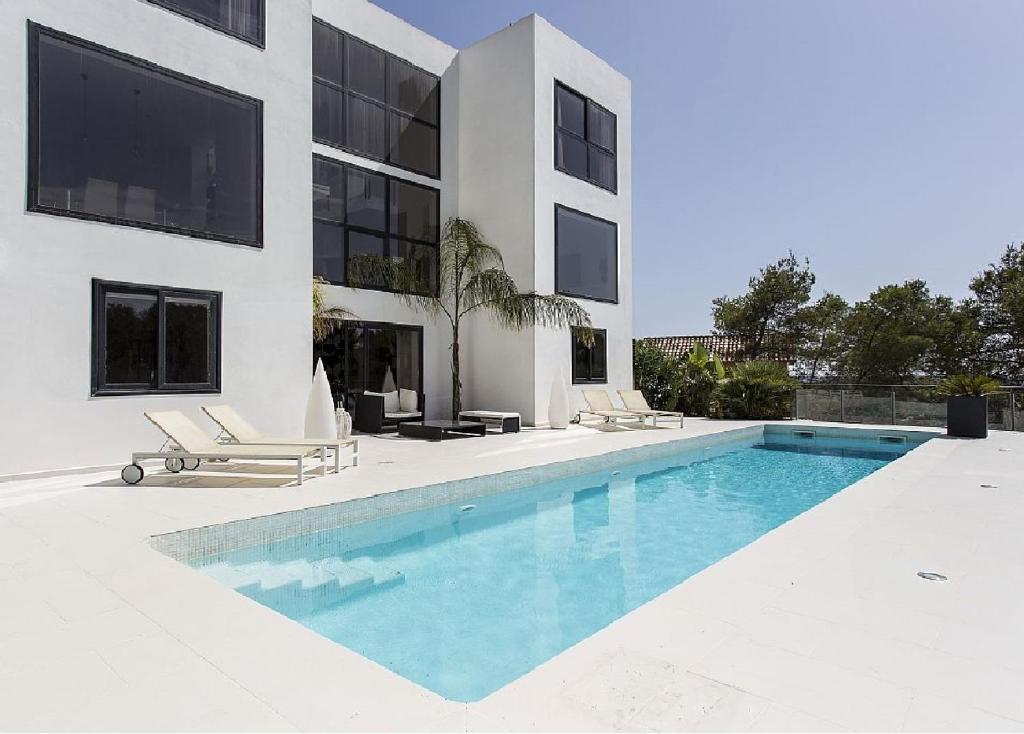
[794,385,1023,431]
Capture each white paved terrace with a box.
[0,419,1022,732]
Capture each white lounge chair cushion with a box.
[399,388,418,412]
[582,389,617,412]
[618,390,653,412]
[385,411,422,420]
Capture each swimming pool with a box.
[187,425,929,702]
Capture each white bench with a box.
[457,410,521,433]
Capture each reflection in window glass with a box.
[165,296,211,385]
[556,205,617,302]
[346,168,386,230]
[390,179,439,243]
[389,114,438,178]
[571,328,608,384]
[388,56,439,125]
[313,221,345,284]
[33,27,261,245]
[148,0,263,44]
[313,157,344,222]
[104,292,158,386]
[345,94,387,160]
[345,36,386,102]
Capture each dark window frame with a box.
[554,203,619,304]
[571,327,608,385]
[313,319,424,411]
[554,80,617,194]
[313,154,440,297]
[312,17,440,179]
[91,279,222,396]
[145,0,266,48]
[27,22,264,248]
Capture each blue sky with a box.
[372,0,1024,335]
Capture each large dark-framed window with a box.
[554,81,617,193]
[146,0,265,47]
[313,154,439,295]
[555,204,618,303]
[313,18,440,179]
[28,22,263,248]
[92,279,221,396]
[314,320,423,411]
[571,327,607,384]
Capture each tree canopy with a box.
[708,247,1022,383]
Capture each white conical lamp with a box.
[548,367,570,429]
[305,358,336,439]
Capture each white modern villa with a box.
[0,0,631,477]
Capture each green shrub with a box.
[633,339,684,411]
[712,361,798,419]
[677,343,726,417]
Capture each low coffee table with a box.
[457,410,521,433]
[397,419,487,441]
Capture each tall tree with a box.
[712,252,815,359]
[350,217,592,418]
[793,292,849,381]
[970,243,1024,381]
[835,280,950,383]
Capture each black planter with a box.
[946,395,988,438]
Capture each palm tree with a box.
[312,276,354,343]
[349,217,593,418]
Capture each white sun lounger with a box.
[579,389,647,425]
[121,410,326,486]
[618,389,685,428]
[202,404,359,469]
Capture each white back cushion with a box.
[399,388,418,412]
[383,390,400,413]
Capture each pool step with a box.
[202,558,404,615]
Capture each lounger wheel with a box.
[182,457,200,471]
[165,457,185,473]
[121,463,144,485]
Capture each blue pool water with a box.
[192,428,926,702]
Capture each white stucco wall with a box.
[532,15,633,420]
[456,16,539,422]
[0,0,313,475]
[457,15,633,425]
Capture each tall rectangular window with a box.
[146,0,264,46]
[312,19,440,178]
[554,81,617,193]
[313,155,439,295]
[571,328,607,384]
[555,205,618,303]
[28,24,263,247]
[92,280,221,395]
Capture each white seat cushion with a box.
[399,388,418,412]
[385,411,422,420]
[381,390,400,413]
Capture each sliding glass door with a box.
[315,321,422,409]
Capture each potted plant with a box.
[938,374,1000,438]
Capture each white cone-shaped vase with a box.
[305,358,336,439]
[548,367,570,429]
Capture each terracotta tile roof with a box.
[640,335,793,363]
